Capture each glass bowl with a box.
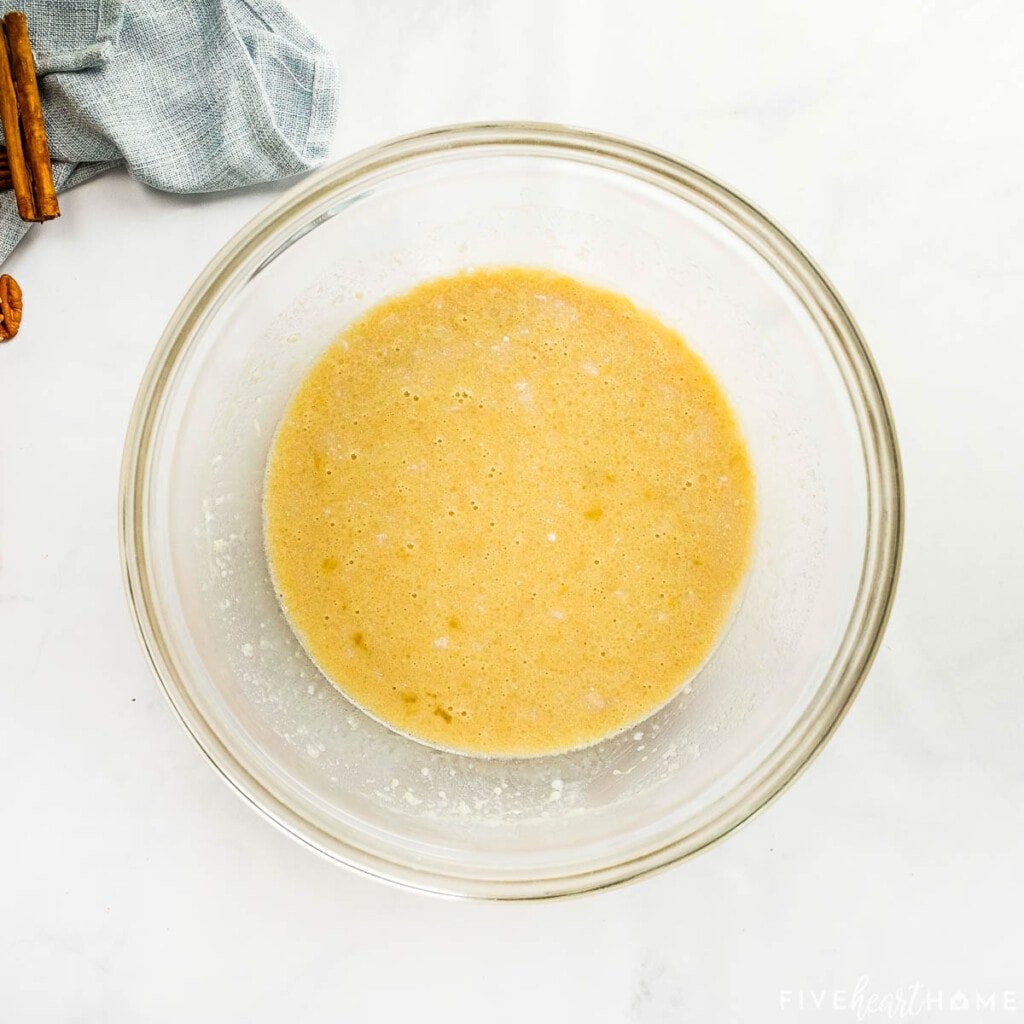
[120,123,902,899]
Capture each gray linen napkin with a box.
[0,0,338,262]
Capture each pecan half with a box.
[0,273,23,340]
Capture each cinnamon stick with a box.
[4,13,58,220]
[0,18,36,221]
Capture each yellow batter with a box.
[264,268,755,757]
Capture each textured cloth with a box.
[0,0,338,261]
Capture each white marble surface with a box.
[2,1,1023,1020]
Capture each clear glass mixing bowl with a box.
[120,123,902,898]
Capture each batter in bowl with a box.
[263,268,755,756]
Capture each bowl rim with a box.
[119,121,904,900]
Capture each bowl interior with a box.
[130,129,891,897]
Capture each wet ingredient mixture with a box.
[264,268,755,756]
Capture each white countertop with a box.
[2,2,1022,1020]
